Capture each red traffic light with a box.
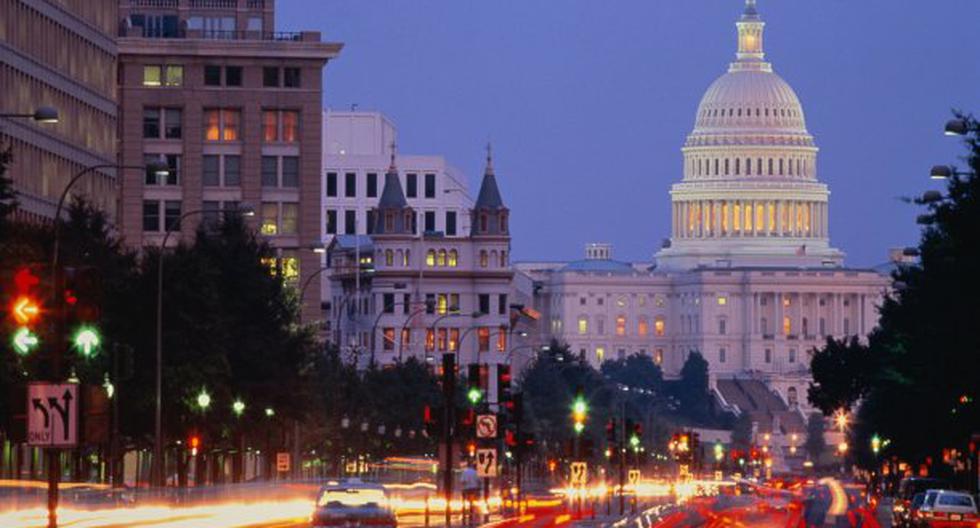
[13,268,40,292]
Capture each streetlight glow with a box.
[232,399,245,416]
[196,389,211,410]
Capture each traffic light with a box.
[497,364,513,411]
[606,418,617,443]
[467,364,484,406]
[571,387,587,434]
[65,267,102,357]
[714,442,724,462]
[6,267,43,355]
[871,434,881,455]
[629,421,642,450]
[189,435,201,456]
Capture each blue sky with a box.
[279,1,980,266]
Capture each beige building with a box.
[116,0,342,321]
[1,0,119,221]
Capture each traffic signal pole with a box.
[619,403,626,516]
[441,354,455,528]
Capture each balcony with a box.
[120,23,314,42]
[128,0,178,6]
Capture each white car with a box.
[917,489,977,527]
[311,479,397,527]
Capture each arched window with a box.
[757,158,763,174]
[788,157,794,176]
[448,249,458,267]
[426,249,436,267]
[490,250,498,267]
[735,158,740,175]
[479,250,488,268]
[577,316,588,335]
[638,317,649,336]
[654,316,665,337]
[403,249,410,266]
[714,158,719,175]
[480,213,488,232]
[385,249,394,266]
[779,158,784,175]
[499,250,507,267]
[499,214,507,233]
[437,249,447,267]
[768,158,774,175]
[615,315,627,336]
[724,158,730,175]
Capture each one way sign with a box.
[27,383,78,448]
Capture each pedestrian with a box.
[461,462,481,525]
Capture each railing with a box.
[124,27,305,42]
[189,0,237,8]
[247,0,265,8]
[129,0,178,6]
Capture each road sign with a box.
[628,469,640,485]
[27,383,78,447]
[276,452,291,473]
[476,414,497,439]
[476,448,497,477]
[570,461,588,485]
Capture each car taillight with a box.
[361,517,395,526]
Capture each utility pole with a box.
[618,403,626,516]
[441,353,455,528]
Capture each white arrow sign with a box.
[27,383,78,448]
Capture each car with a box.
[904,492,927,528]
[311,479,397,527]
[893,477,949,527]
[917,490,977,528]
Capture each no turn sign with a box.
[476,414,497,439]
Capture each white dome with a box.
[693,70,807,133]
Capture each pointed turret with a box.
[472,144,509,237]
[372,144,415,235]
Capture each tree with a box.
[806,336,877,415]
[730,413,753,451]
[675,351,711,422]
[804,413,827,463]
[601,352,664,394]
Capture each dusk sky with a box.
[279,1,979,266]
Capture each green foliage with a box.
[804,413,827,463]
[675,351,711,422]
[730,413,753,450]
[806,336,877,415]
[600,352,664,393]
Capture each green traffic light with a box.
[73,326,101,357]
[12,327,39,355]
[572,398,587,417]
[467,387,482,405]
[573,422,585,434]
[630,434,641,448]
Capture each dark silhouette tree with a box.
[804,413,827,463]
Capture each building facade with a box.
[1,0,119,221]
[518,1,890,422]
[116,0,342,322]
[327,151,515,379]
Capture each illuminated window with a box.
[437,249,447,267]
[577,316,588,335]
[615,315,626,336]
[756,203,764,232]
[204,109,240,141]
[385,249,394,266]
[745,203,753,231]
[477,327,490,353]
[448,249,458,267]
[143,66,162,86]
[655,348,664,365]
[783,296,791,307]
[204,110,220,141]
[280,253,299,282]
[426,250,436,267]
[654,317,665,336]
[403,250,410,266]
[733,203,741,232]
[437,294,448,315]
[383,328,395,351]
[721,202,729,232]
[437,328,448,351]
[783,316,792,335]
[655,296,665,308]
[222,109,239,140]
[282,111,299,142]
[280,203,298,235]
[263,110,278,141]
[717,296,727,306]
[401,328,411,348]
[638,317,649,336]
[164,65,182,86]
[425,329,435,352]
[260,203,278,235]
[480,250,488,268]
[596,347,605,362]
[497,326,507,352]
[449,328,459,352]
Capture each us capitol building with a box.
[517,1,890,427]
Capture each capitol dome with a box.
[656,0,843,271]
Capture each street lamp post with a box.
[151,204,253,488]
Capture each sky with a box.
[279,1,980,267]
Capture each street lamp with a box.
[151,203,254,487]
[196,389,211,411]
[1,106,59,123]
[232,399,246,417]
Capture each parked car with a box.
[893,478,949,527]
[311,479,397,527]
[917,490,977,528]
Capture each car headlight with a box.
[893,504,904,512]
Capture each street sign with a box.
[476,414,497,439]
[27,383,78,447]
[570,461,588,485]
[476,448,497,477]
[276,452,291,473]
[628,469,640,485]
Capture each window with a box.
[263,67,279,87]
[425,329,435,352]
[383,293,395,314]
[424,211,436,232]
[142,201,160,232]
[383,328,395,351]
[345,173,356,197]
[164,109,181,138]
[425,294,435,314]
[326,210,337,234]
[789,348,797,363]
[843,318,850,335]
[448,249,458,267]
[764,348,772,363]
[719,348,726,363]
[344,210,356,235]
[787,387,798,407]
[655,349,664,365]
[761,317,769,335]
[282,111,298,142]
[367,173,378,198]
[437,328,448,351]
[281,203,298,235]
[406,173,417,198]
[164,201,181,232]
[819,317,826,336]
[499,294,508,315]
[263,111,277,142]
[426,250,436,267]
[224,155,240,186]
[202,201,220,230]
[449,328,459,352]
[261,203,278,235]
[283,67,301,88]
[143,65,161,86]
[580,297,586,306]
[616,315,626,336]
[204,65,221,86]
[144,154,179,185]
[424,173,436,198]
[477,327,490,353]
[437,249,446,266]
[282,157,299,187]
[654,316,665,336]
[596,316,605,335]
[225,66,242,86]
[717,295,727,306]
[578,316,588,335]
[480,250,488,268]
[802,317,809,336]
[479,294,490,315]
[719,318,727,335]
[262,156,278,187]
[450,293,459,312]
[497,326,507,353]
[596,347,605,362]
[326,173,337,197]
[204,109,240,141]
[783,316,792,335]
[446,211,457,236]
[143,108,160,138]
[203,155,220,186]
[638,317,649,336]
